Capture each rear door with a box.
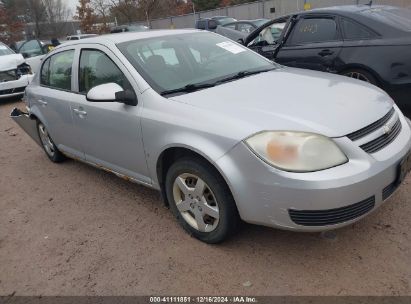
[276,15,343,72]
[32,48,83,158]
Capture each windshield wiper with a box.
[214,68,276,85]
[160,67,275,96]
[160,83,216,96]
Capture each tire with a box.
[37,121,65,163]
[341,68,378,86]
[165,157,241,243]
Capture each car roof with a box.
[302,4,396,16]
[59,29,201,47]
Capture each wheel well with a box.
[338,65,383,88]
[29,113,39,121]
[156,147,229,206]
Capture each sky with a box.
[67,0,77,17]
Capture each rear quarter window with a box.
[341,18,375,40]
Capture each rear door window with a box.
[288,18,339,45]
[42,50,74,91]
[238,23,255,33]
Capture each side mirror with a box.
[86,83,138,106]
[21,52,29,58]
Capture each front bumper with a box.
[0,75,33,98]
[216,115,411,231]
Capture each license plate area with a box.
[397,150,411,184]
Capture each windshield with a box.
[128,25,149,31]
[118,32,276,94]
[363,7,411,31]
[253,19,270,27]
[218,18,237,25]
[0,44,15,56]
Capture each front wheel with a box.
[165,157,240,243]
[341,69,378,86]
[37,122,65,163]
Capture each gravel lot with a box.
[0,99,410,296]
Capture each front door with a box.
[276,16,343,73]
[70,47,150,184]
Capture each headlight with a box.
[245,131,348,172]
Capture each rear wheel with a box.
[165,157,240,243]
[341,68,378,86]
[37,122,65,163]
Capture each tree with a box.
[0,2,24,44]
[26,0,47,38]
[192,0,220,11]
[76,0,95,33]
[91,0,111,32]
[43,0,71,37]
[109,0,138,24]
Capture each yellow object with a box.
[304,3,311,10]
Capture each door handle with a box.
[73,108,87,116]
[318,49,334,57]
[37,100,47,106]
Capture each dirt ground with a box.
[0,99,410,296]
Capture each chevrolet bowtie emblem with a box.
[383,124,392,135]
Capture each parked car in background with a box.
[11,39,50,74]
[195,16,237,31]
[66,34,98,41]
[110,24,149,33]
[217,19,270,43]
[11,30,411,243]
[222,19,269,33]
[0,42,34,99]
[219,5,411,114]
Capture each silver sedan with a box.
[11,30,411,243]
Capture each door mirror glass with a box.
[86,83,137,106]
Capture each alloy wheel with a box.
[344,71,371,83]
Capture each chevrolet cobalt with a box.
[11,30,411,243]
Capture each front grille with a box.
[359,119,402,154]
[383,181,399,200]
[0,69,17,82]
[0,86,25,96]
[347,108,395,141]
[289,196,375,226]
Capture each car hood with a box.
[0,54,25,71]
[170,67,393,138]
